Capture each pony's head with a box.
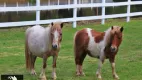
[110,26,124,53]
[50,22,63,50]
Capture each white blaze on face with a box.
[53,30,59,48]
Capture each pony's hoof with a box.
[80,72,85,76]
[39,77,47,80]
[52,77,57,80]
[76,72,80,76]
[31,70,37,75]
[97,77,102,80]
[39,75,46,80]
[76,72,85,76]
[98,78,102,80]
[39,78,47,80]
[52,72,57,80]
[113,75,119,80]
[96,74,102,80]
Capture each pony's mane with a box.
[104,26,122,46]
[104,27,112,46]
[45,24,52,50]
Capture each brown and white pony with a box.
[74,26,124,79]
[25,22,63,80]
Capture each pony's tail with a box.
[73,31,78,57]
[25,30,31,71]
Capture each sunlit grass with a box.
[0,19,142,80]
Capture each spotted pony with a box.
[74,26,124,79]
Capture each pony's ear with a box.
[51,22,54,26]
[61,23,64,28]
[120,27,124,32]
[111,26,113,30]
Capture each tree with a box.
[28,0,36,4]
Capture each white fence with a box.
[0,0,142,28]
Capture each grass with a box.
[0,19,142,80]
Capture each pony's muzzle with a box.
[52,44,57,49]
[110,46,117,52]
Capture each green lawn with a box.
[0,19,142,80]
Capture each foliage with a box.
[28,0,36,4]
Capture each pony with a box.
[25,22,63,80]
[74,26,124,79]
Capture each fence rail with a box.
[0,0,142,28]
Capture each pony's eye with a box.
[60,33,62,35]
[51,33,54,35]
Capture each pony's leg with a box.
[109,57,119,79]
[96,53,105,79]
[111,62,119,79]
[75,49,81,76]
[52,55,57,79]
[31,55,37,75]
[96,59,103,79]
[39,55,48,80]
[75,50,87,76]
[79,52,87,76]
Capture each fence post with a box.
[27,2,30,12]
[78,0,81,10]
[16,2,19,14]
[68,0,70,10]
[91,0,93,10]
[48,0,50,5]
[101,0,106,24]
[36,0,40,25]
[58,0,59,5]
[73,0,77,28]
[127,0,131,22]
[3,2,6,14]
